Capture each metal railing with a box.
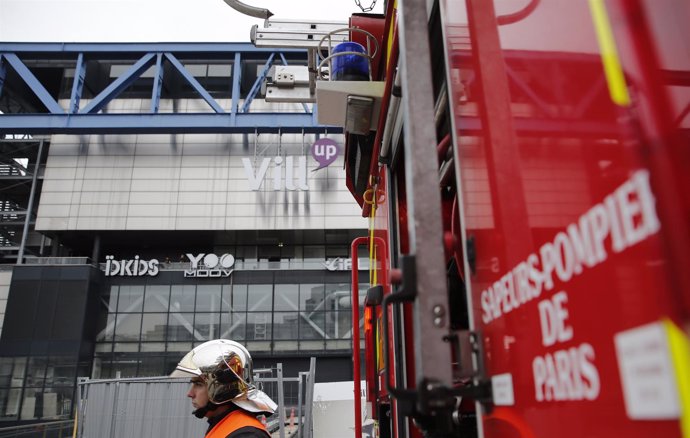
[0,420,74,438]
[24,257,92,266]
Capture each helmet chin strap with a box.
[193,402,219,419]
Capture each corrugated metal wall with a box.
[77,378,206,438]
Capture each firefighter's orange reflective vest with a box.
[206,409,270,438]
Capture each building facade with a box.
[0,43,368,425]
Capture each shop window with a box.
[274,284,298,311]
[117,286,144,313]
[273,312,299,339]
[170,285,196,312]
[195,286,221,312]
[247,285,272,311]
[193,313,221,340]
[246,312,272,341]
[220,285,232,313]
[26,358,47,388]
[140,313,167,341]
[106,286,119,312]
[229,285,247,312]
[329,311,353,339]
[299,313,326,340]
[324,284,352,312]
[109,359,138,378]
[0,357,26,388]
[39,387,72,419]
[95,312,116,342]
[114,314,142,342]
[138,356,166,377]
[143,285,170,312]
[0,388,22,420]
[167,313,195,342]
[92,358,111,379]
[220,313,246,341]
[20,388,38,420]
[300,284,324,311]
[44,357,76,387]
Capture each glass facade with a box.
[0,355,92,421]
[92,275,367,379]
[0,266,98,422]
[0,238,371,423]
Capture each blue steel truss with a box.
[0,43,333,134]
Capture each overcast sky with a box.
[0,0,383,43]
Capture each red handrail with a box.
[351,236,388,438]
[351,237,368,438]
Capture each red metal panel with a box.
[350,14,387,81]
[441,0,688,437]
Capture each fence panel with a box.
[79,378,205,438]
[76,360,316,438]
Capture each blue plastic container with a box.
[331,41,369,81]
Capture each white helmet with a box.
[170,339,276,414]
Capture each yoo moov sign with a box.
[184,253,235,278]
[242,138,340,191]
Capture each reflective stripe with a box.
[664,319,690,438]
[588,0,631,106]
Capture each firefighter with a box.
[170,339,277,438]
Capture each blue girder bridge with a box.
[0,42,338,134]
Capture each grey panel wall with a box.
[36,100,367,232]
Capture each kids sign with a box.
[242,138,340,191]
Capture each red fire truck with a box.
[337,1,690,438]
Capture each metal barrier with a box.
[0,420,74,438]
[73,359,316,438]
